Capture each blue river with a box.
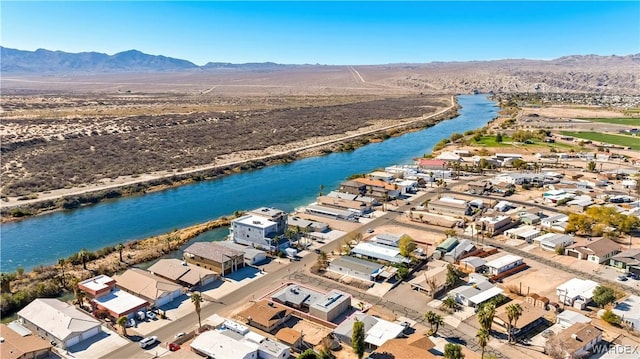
[0,95,498,272]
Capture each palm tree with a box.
[116,315,128,337]
[79,249,88,270]
[116,243,124,262]
[443,343,464,359]
[477,303,496,333]
[69,277,85,308]
[191,292,203,330]
[442,296,458,312]
[506,303,523,344]
[476,328,490,358]
[58,258,67,288]
[425,311,444,336]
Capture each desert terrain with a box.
[2,53,639,218]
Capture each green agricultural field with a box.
[560,131,640,150]
[582,118,640,126]
[470,135,513,147]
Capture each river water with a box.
[0,94,497,272]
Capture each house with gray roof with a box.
[449,277,504,308]
[148,258,219,288]
[18,298,102,349]
[565,238,621,264]
[333,313,404,348]
[183,242,245,275]
[443,239,475,263]
[308,289,351,322]
[372,233,403,247]
[271,285,323,310]
[328,256,384,282]
[216,241,268,265]
[350,242,411,264]
[610,249,640,275]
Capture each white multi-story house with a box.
[230,214,288,251]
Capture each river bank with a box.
[1,94,499,319]
[0,215,232,318]
[1,98,458,222]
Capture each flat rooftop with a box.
[79,275,115,292]
[234,214,278,229]
[309,289,350,313]
[93,288,148,314]
[486,254,523,269]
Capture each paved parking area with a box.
[200,266,266,300]
[129,295,194,336]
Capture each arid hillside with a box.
[2,53,638,95]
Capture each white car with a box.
[139,336,158,348]
[174,332,186,339]
[146,311,157,320]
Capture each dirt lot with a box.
[520,106,627,119]
[494,252,575,299]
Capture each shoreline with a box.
[0,215,233,318]
[1,95,459,222]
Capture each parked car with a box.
[139,336,158,348]
[617,275,628,282]
[174,332,186,339]
[127,318,136,328]
[137,310,146,321]
[366,228,374,233]
[168,343,181,352]
[146,311,157,320]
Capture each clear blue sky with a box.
[2,1,638,65]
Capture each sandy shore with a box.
[1,96,456,212]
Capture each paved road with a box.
[101,181,486,359]
[286,270,508,359]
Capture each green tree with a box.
[352,319,365,359]
[476,328,490,359]
[450,132,464,142]
[506,303,523,343]
[398,235,417,257]
[444,343,465,359]
[477,302,496,332]
[592,286,616,308]
[0,272,14,293]
[601,308,622,325]
[587,161,597,172]
[446,264,462,289]
[316,250,329,271]
[425,310,444,336]
[299,349,318,359]
[191,292,203,329]
[495,133,503,143]
[444,229,457,237]
[395,265,409,281]
[442,296,459,312]
[116,315,128,337]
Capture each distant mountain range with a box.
[3,46,639,75]
[0,47,294,73]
